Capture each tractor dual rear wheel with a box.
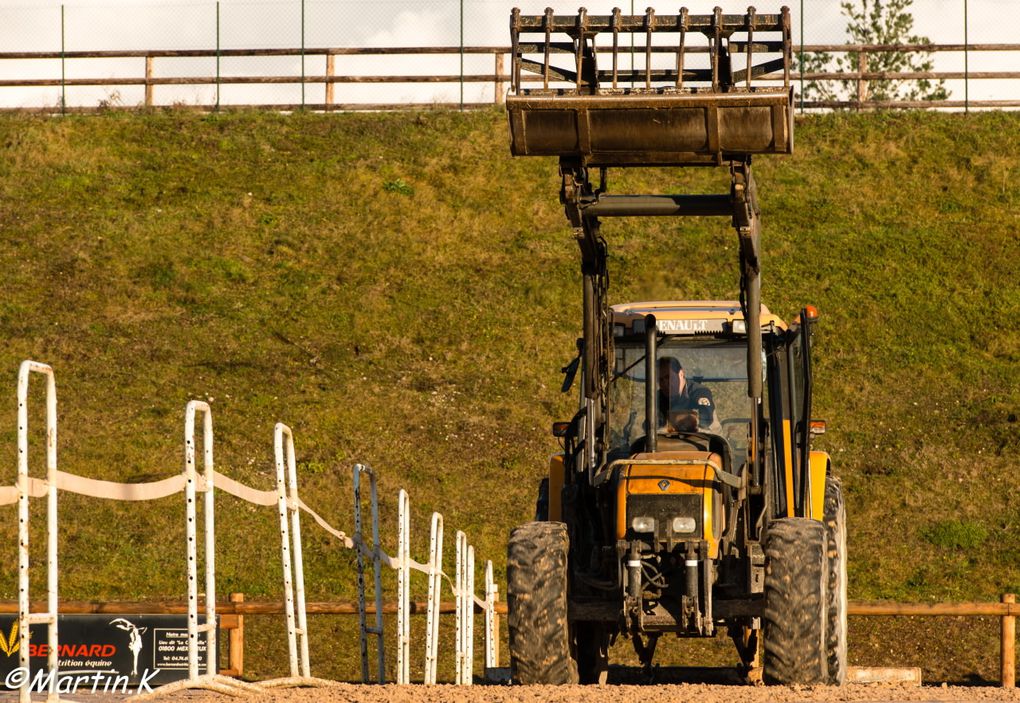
[507,521,578,684]
[762,517,829,685]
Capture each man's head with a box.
[657,356,686,396]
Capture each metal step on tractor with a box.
[503,6,847,686]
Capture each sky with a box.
[0,0,1016,108]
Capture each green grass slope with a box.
[0,109,1017,681]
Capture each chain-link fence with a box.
[0,0,1017,110]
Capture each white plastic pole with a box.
[16,361,59,703]
[424,512,444,685]
[455,530,468,685]
[201,406,216,677]
[280,424,310,678]
[275,426,298,677]
[466,544,475,685]
[485,560,498,671]
[184,401,216,680]
[396,489,411,684]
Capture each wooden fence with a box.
[4,594,1018,686]
[796,42,1020,110]
[1,43,1019,112]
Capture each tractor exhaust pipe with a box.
[645,314,657,453]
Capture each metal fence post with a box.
[798,0,804,113]
[353,465,385,684]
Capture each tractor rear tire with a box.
[762,517,829,685]
[824,477,848,685]
[507,521,578,684]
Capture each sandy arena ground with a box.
[5,681,1017,703]
[6,668,1020,702]
[154,682,1020,703]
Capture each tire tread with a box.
[762,517,828,685]
[507,521,578,684]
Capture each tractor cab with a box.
[607,301,785,463]
[605,300,825,525]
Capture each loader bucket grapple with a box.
[508,6,794,166]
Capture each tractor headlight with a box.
[631,516,656,533]
[671,516,696,534]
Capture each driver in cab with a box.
[657,356,719,433]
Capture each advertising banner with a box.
[0,614,213,694]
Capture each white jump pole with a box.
[467,544,475,684]
[456,530,475,685]
[396,489,411,684]
[276,423,310,678]
[485,560,499,672]
[274,425,299,678]
[17,361,59,703]
[184,401,216,680]
[423,512,444,685]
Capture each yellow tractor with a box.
[504,7,846,685]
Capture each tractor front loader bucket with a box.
[507,6,794,166]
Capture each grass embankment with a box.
[0,109,1017,682]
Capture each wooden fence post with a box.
[326,53,335,109]
[230,592,245,677]
[144,55,154,107]
[856,49,867,108]
[494,52,504,104]
[1003,593,1015,688]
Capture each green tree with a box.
[797,0,948,106]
